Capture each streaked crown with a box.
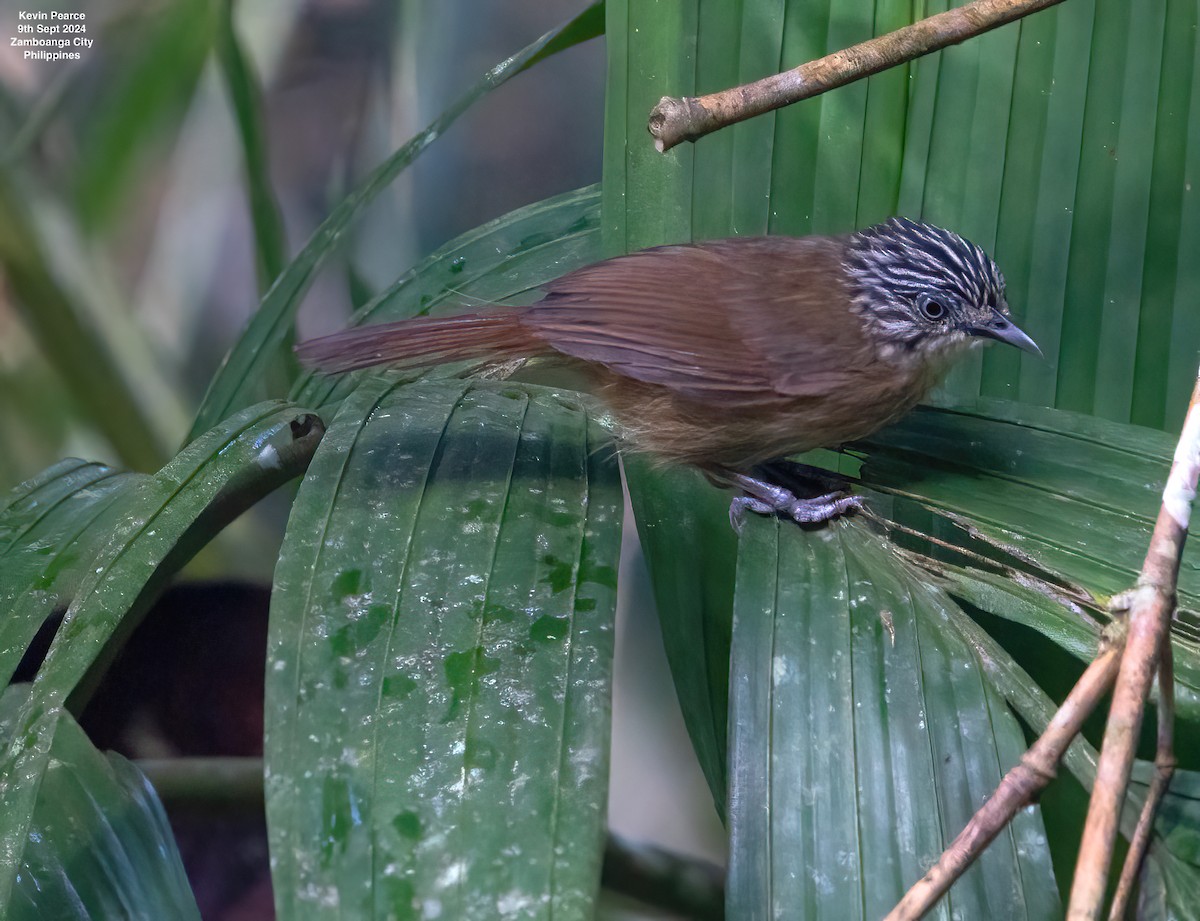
[843,217,1031,358]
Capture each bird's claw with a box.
[786,491,863,523]
[729,495,774,532]
[722,466,863,532]
[729,489,862,532]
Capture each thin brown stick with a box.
[648,0,1071,152]
[1068,373,1200,919]
[1068,585,1174,917]
[883,642,1124,921]
[1107,640,1176,921]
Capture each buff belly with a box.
[597,371,936,471]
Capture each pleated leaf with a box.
[266,378,622,919]
[0,460,139,687]
[727,516,1060,919]
[624,460,737,818]
[607,0,1200,427]
[856,399,1183,599]
[1136,761,1200,919]
[848,399,1200,714]
[949,592,1200,920]
[0,689,200,921]
[0,400,322,910]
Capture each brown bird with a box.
[298,217,1040,525]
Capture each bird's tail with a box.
[295,309,540,373]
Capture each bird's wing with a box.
[527,237,874,406]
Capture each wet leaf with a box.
[0,688,199,920]
[0,401,321,908]
[266,379,622,918]
[727,517,1060,918]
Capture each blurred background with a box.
[0,0,607,478]
[1,1,724,917]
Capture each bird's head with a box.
[844,217,1041,361]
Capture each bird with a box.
[297,217,1041,526]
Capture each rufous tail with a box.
[295,309,541,373]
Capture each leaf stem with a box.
[601,832,725,920]
[138,756,265,812]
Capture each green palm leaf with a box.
[266,378,622,918]
[0,689,200,920]
[0,402,320,910]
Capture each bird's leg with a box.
[716,463,862,531]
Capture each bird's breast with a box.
[596,355,941,471]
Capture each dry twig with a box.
[1068,374,1200,918]
[648,0,1071,152]
[1108,642,1176,920]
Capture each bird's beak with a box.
[967,308,1043,358]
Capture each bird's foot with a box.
[727,471,862,532]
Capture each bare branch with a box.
[648,0,1072,152]
[1068,373,1200,919]
[1108,641,1176,921]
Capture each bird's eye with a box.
[920,298,946,321]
